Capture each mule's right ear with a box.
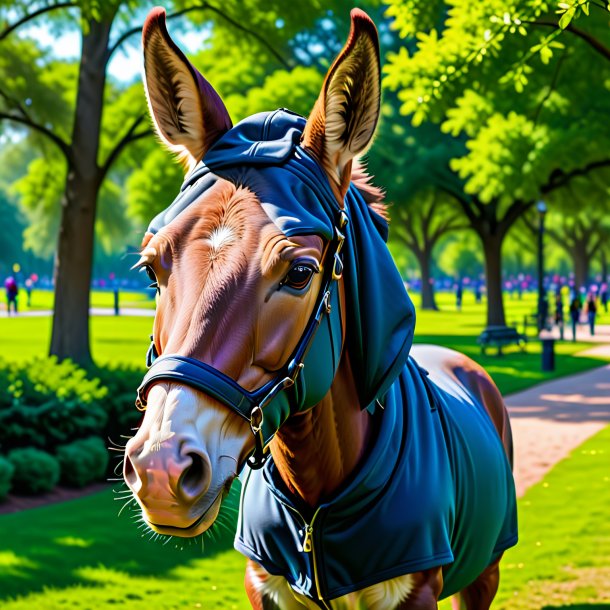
[142,7,232,172]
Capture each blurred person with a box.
[569,296,581,342]
[4,275,18,315]
[601,283,608,313]
[554,292,564,341]
[455,280,463,312]
[24,278,33,307]
[585,291,598,336]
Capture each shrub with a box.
[0,357,108,452]
[0,456,15,500]
[91,364,144,441]
[56,437,110,488]
[8,448,60,494]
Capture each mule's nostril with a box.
[123,454,138,488]
[179,452,209,499]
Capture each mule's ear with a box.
[142,7,232,172]
[302,9,381,201]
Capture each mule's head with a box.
[123,7,382,537]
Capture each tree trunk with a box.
[571,244,590,291]
[601,250,608,284]
[50,18,112,366]
[482,233,506,327]
[416,248,438,310]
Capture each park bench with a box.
[522,313,539,337]
[477,326,527,356]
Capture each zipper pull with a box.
[302,526,313,553]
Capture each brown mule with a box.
[123,8,517,610]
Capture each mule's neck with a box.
[270,351,374,508]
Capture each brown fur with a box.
[131,8,512,609]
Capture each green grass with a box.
[9,288,156,311]
[413,292,610,395]
[0,316,152,365]
[494,425,610,609]
[2,427,609,609]
[0,486,250,610]
[1,290,608,395]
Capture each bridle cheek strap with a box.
[136,211,347,469]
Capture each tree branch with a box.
[533,49,567,125]
[0,2,76,41]
[430,214,468,244]
[106,3,291,69]
[545,225,572,252]
[525,19,610,63]
[437,185,478,226]
[98,113,152,183]
[501,199,533,234]
[0,112,71,161]
[541,159,610,195]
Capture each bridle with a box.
[135,209,348,470]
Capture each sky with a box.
[20,19,205,83]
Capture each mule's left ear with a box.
[142,7,232,172]
[302,9,381,201]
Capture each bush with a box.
[56,437,110,487]
[0,456,15,500]
[0,357,108,452]
[0,358,145,479]
[91,364,144,442]
[8,448,60,494]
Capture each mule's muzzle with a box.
[124,434,215,530]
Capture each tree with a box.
[367,103,466,310]
[383,0,610,326]
[0,0,356,365]
[524,177,610,288]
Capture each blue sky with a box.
[20,20,204,83]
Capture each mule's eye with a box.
[281,262,318,292]
[143,266,158,290]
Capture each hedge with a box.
[0,357,145,496]
[0,456,14,499]
[8,448,60,494]
[56,437,110,488]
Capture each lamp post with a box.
[537,201,547,333]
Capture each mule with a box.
[123,8,517,609]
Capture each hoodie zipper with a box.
[274,499,331,609]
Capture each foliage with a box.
[11,156,65,258]
[90,363,145,447]
[436,232,483,278]
[0,455,14,499]
[56,437,109,487]
[7,447,60,494]
[0,357,107,452]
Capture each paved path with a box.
[2,307,154,317]
[506,364,610,496]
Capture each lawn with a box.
[1,426,608,609]
[1,289,607,396]
[6,287,156,312]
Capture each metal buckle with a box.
[323,290,332,314]
[135,390,147,411]
[331,212,348,280]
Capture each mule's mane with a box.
[351,160,388,222]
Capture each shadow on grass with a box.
[0,483,240,601]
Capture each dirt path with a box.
[505,363,610,497]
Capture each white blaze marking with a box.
[206,226,235,254]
